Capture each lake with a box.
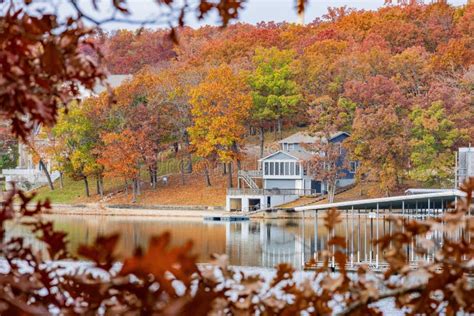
[10,212,471,269]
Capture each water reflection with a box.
[8,213,471,269]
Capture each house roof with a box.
[278,131,349,144]
[93,74,133,95]
[258,149,313,162]
[79,74,133,98]
[287,150,313,160]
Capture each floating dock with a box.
[203,214,249,221]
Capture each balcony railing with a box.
[238,170,262,178]
[227,188,319,197]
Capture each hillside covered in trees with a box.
[43,2,473,203]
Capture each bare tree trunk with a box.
[259,126,265,157]
[277,118,282,140]
[230,142,241,171]
[99,175,104,197]
[227,162,233,188]
[39,159,54,190]
[96,177,100,195]
[180,158,186,185]
[59,172,64,189]
[149,166,157,189]
[204,165,211,187]
[96,175,104,197]
[149,166,154,187]
[132,179,137,203]
[186,155,193,173]
[124,179,128,194]
[223,163,227,175]
[83,176,90,197]
[183,131,193,173]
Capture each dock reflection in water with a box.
[15,213,471,269]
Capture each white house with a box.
[226,131,357,212]
[260,150,313,192]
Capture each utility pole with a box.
[454,150,458,189]
[297,11,304,25]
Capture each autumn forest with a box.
[0,1,473,314]
[19,2,474,201]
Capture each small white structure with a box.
[226,131,356,212]
[2,125,59,191]
[457,147,474,186]
[2,74,132,191]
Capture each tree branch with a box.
[68,0,177,27]
[336,284,425,316]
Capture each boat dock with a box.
[295,189,468,215]
[203,214,250,221]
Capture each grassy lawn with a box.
[32,156,226,205]
[33,176,119,204]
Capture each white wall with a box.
[264,179,297,190]
[226,195,265,212]
[226,194,299,211]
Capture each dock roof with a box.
[295,189,466,211]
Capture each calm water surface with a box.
[14,213,472,268]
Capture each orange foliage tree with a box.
[188,64,252,187]
[98,130,143,202]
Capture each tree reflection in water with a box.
[9,213,471,270]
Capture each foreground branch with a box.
[336,284,425,316]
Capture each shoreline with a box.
[45,203,226,218]
[44,203,305,219]
[44,204,426,220]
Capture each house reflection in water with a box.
[9,214,471,270]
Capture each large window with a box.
[265,161,304,176]
[350,161,359,173]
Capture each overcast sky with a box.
[54,0,467,31]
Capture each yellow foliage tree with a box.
[188,64,252,187]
